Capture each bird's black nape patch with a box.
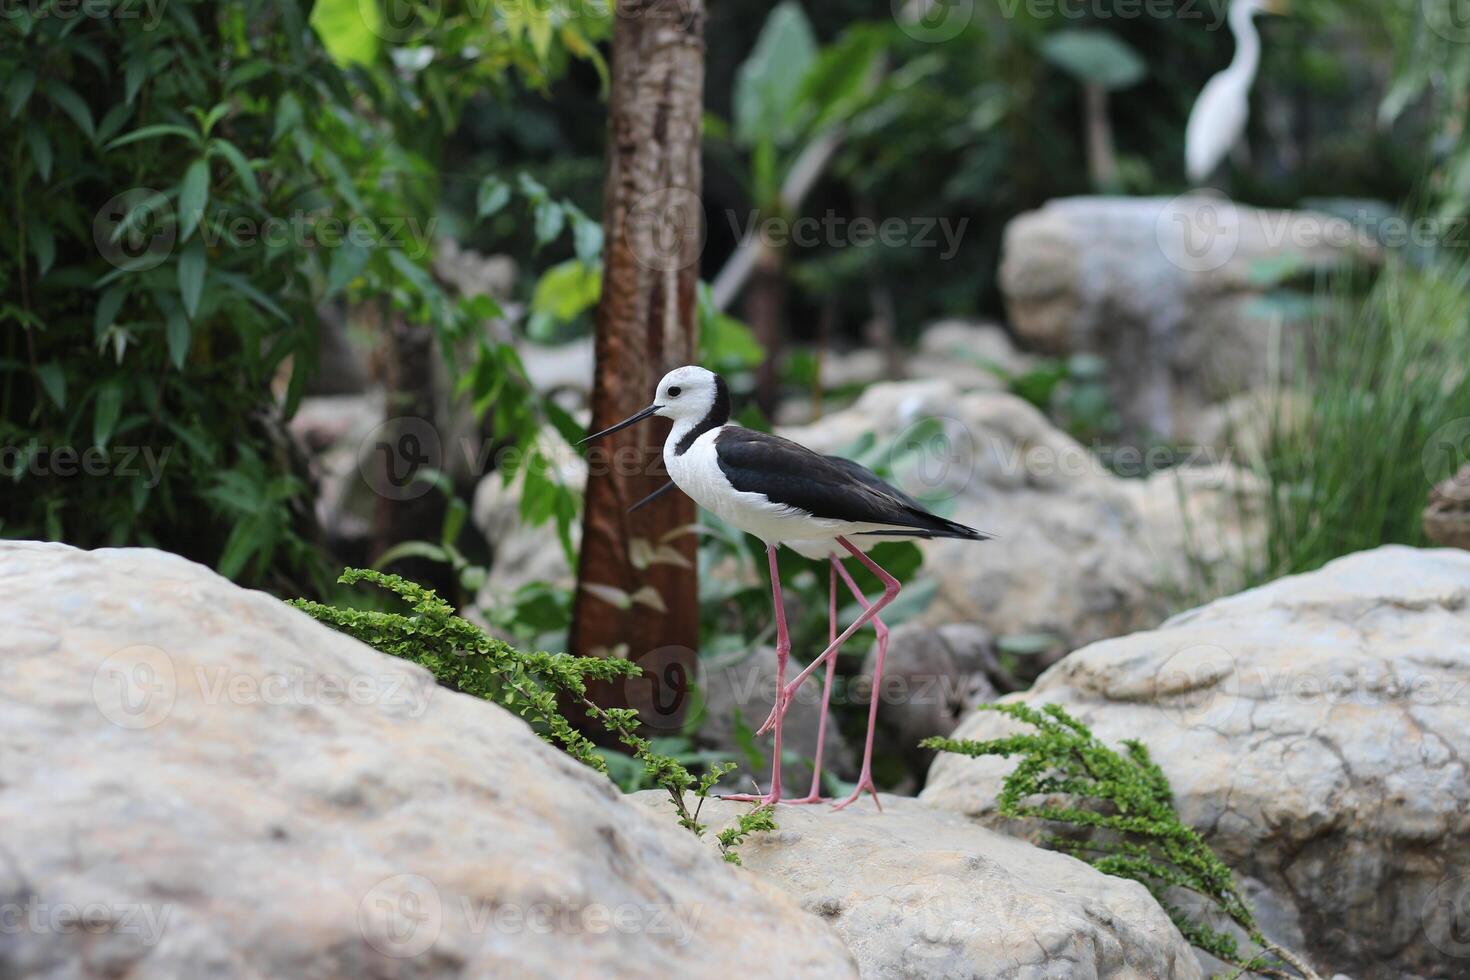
[673,373,731,456]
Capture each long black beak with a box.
[578,404,660,445]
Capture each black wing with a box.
[714,427,988,540]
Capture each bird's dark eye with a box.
[667,386,682,398]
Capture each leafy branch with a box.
[291,568,771,862]
[923,703,1322,980]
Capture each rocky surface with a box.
[999,195,1376,440]
[782,378,1262,668]
[635,794,1203,980]
[923,546,1470,980]
[907,319,1036,391]
[0,542,856,979]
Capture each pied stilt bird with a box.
[582,365,989,807]
[633,456,932,808]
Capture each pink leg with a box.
[783,559,840,805]
[721,544,789,805]
[831,559,888,811]
[757,538,900,736]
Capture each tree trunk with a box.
[746,245,785,417]
[569,0,705,736]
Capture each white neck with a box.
[1226,2,1262,85]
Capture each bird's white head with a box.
[579,365,730,445]
[652,365,723,424]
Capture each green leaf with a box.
[273,93,303,143]
[208,139,260,200]
[93,380,123,450]
[106,124,198,151]
[325,240,370,298]
[5,68,35,118]
[30,221,55,277]
[476,175,512,218]
[44,81,95,140]
[25,124,52,182]
[734,2,818,147]
[178,241,207,319]
[36,363,65,408]
[1039,30,1146,90]
[569,208,604,262]
[533,199,565,247]
[93,286,127,338]
[178,158,210,241]
[166,308,191,369]
[530,260,601,326]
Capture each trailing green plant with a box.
[923,703,1322,980]
[290,567,772,863]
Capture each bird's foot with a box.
[832,775,882,812]
[755,687,793,737]
[779,792,831,805]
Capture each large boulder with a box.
[998,195,1376,440]
[635,794,1202,979]
[781,378,1262,667]
[923,546,1470,980]
[0,542,856,978]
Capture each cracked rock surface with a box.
[923,546,1470,980]
[636,794,1202,980]
[0,542,856,979]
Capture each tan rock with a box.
[923,546,1470,980]
[635,794,1203,980]
[0,542,856,979]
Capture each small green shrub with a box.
[924,703,1322,980]
[291,568,772,861]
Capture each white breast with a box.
[664,426,857,546]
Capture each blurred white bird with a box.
[1184,0,1287,184]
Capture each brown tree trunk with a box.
[569,0,705,736]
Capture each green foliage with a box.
[0,0,586,591]
[1217,259,1470,588]
[291,567,773,862]
[717,805,777,865]
[1039,29,1146,90]
[924,703,1320,979]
